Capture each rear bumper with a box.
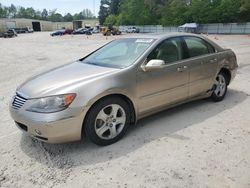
[10,105,85,144]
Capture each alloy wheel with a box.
[214,74,226,97]
[95,104,126,140]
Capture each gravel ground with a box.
[0,32,250,188]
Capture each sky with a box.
[0,0,101,16]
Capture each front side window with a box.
[184,37,215,58]
[81,38,154,68]
[148,37,183,64]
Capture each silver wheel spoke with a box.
[116,116,126,125]
[109,126,117,138]
[214,87,220,95]
[96,109,108,122]
[96,125,109,137]
[110,105,119,118]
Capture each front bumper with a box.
[9,104,85,144]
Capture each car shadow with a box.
[20,89,248,169]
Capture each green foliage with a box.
[0,4,95,22]
[98,0,110,25]
[99,0,123,25]
[99,0,250,26]
[239,0,250,21]
[104,14,117,25]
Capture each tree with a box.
[160,0,188,25]
[82,9,94,18]
[8,4,17,18]
[217,0,241,23]
[240,0,250,21]
[16,7,27,18]
[25,7,36,19]
[73,9,95,20]
[104,14,117,25]
[118,0,155,25]
[99,0,111,25]
[64,13,73,21]
[48,9,63,22]
[41,9,48,20]
[110,0,123,15]
[0,3,6,18]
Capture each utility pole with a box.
[93,0,96,17]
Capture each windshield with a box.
[81,38,155,68]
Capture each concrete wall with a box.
[0,19,6,32]
[199,23,250,34]
[73,19,99,29]
[0,18,53,32]
[52,22,73,30]
[120,23,250,34]
[0,18,99,32]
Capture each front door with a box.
[136,37,189,115]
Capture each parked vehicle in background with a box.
[25,27,34,33]
[50,30,65,36]
[11,27,34,33]
[13,28,26,33]
[50,29,74,36]
[86,28,93,35]
[92,28,100,34]
[64,29,74,34]
[9,33,238,146]
[0,29,17,38]
[72,28,88,35]
[126,26,140,33]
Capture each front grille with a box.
[12,94,27,110]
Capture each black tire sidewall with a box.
[84,97,131,146]
[211,72,228,102]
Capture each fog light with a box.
[35,129,42,135]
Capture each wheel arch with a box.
[219,67,231,85]
[81,93,137,137]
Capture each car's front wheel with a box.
[211,72,228,102]
[84,97,130,146]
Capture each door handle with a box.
[177,66,188,72]
[209,58,217,63]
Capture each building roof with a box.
[179,23,198,28]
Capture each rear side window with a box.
[184,37,215,58]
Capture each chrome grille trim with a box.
[12,94,27,110]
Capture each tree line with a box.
[0,3,95,22]
[99,0,250,26]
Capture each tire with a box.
[84,97,131,146]
[106,31,111,36]
[211,71,228,102]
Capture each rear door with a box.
[183,36,218,97]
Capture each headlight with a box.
[26,94,76,113]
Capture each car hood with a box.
[17,62,118,98]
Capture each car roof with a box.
[119,32,223,51]
[121,32,202,40]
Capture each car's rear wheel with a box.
[211,72,228,102]
[84,97,130,146]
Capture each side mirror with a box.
[141,59,165,72]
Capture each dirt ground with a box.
[0,32,250,188]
